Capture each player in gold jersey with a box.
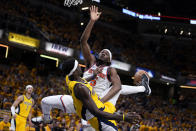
[60,58,141,131]
[10,85,34,131]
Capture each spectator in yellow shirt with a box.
[0,114,11,131]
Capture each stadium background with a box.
[0,0,195,130]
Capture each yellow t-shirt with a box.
[0,121,10,131]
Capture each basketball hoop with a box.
[64,0,83,7]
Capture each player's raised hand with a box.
[90,5,102,21]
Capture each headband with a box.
[102,49,112,62]
[26,85,33,90]
[68,60,79,76]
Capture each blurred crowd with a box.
[0,0,195,78]
[116,95,196,131]
[0,63,195,130]
[0,1,196,129]
[0,63,80,130]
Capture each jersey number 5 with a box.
[90,80,96,86]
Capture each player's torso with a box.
[17,95,33,118]
[83,64,111,97]
[66,76,105,120]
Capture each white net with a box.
[64,0,83,7]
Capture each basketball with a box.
[133,70,149,85]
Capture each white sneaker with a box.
[32,115,53,125]
[31,116,43,126]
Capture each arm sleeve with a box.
[11,106,16,116]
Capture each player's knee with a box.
[41,97,48,105]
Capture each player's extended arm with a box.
[84,74,97,82]
[83,67,103,82]
[80,6,101,66]
[11,95,23,118]
[28,99,34,126]
[74,83,140,123]
[100,68,121,103]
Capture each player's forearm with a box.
[80,20,95,43]
[28,113,32,124]
[96,110,139,123]
[95,110,123,121]
[28,114,31,121]
[83,74,97,82]
[101,86,121,103]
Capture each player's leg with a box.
[99,80,151,106]
[15,115,26,131]
[41,95,64,121]
[120,85,145,95]
[99,87,121,106]
[81,119,95,131]
[60,95,75,113]
[82,89,120,130]
[89,117,117,131]
[41,95,75,121]
[32,95,75,125]
[121,73,151,96]
[20,117,27,131]
[101,122,118,131]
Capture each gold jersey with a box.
[17,95,33,118]
[66,76,117,131]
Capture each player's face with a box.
[27,87,33,94]
[3,115,9,123]
[76,65,82,76]
[99,50,110,62]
